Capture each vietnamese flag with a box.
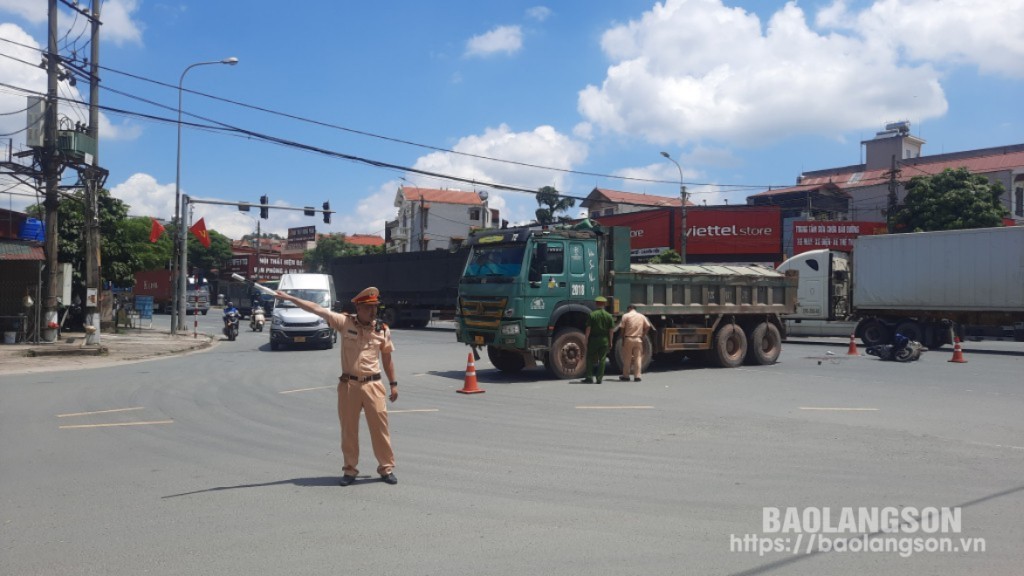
[149,218,166,243]
[189,217,212,248]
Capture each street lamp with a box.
[173,57,238,333]
[660,151,688,264]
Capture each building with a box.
[581,188,690,219]
[747,122,1024,255]
[388,186,499,252]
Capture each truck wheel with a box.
[712,324,747,368]
[612,335,653,374]
[746,322,782,365]
[487,346,525,373]
[859,319,890,347]
[894,320,924,344]
[547,328,587,380]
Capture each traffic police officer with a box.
[582,295,615,383]
[616,304,653,381]
[274,286,399,486]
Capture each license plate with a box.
[474,335,484,345]
[294,336,306,343]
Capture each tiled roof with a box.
[0,240,44,261]
[585,188,693,208]
[751,149,1024,198]
[399,187,483,206]
[345,234,384,246]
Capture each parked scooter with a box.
[223,309,240,341]
[250,305,265,332]
[866,332,924,362]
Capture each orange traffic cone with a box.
[948,338,967,363]
[847,334,859,356]
[457,352,485,394]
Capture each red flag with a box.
[189,217,212,248]
[149,218,166,243]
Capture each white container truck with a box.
[777,226,1024,347]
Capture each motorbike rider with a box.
[223,300,239,320]
[250,303,266,330]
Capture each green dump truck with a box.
[456,223,798,379]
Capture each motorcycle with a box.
[223,310,240,341]
[866,332,924,362]
[250,306,265,332]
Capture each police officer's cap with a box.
[352,286,380,305]
[595,296,607,303]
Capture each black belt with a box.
[341,373,381,382]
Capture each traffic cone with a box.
[457,352,485,394]
[948,338,967,363]
[847,334,859,355]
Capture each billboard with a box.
[594,205,782,262]
[792,221,887,254]
[224,254,305,280]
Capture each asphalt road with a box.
[2,322,1022,576]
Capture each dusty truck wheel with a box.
[745,322,782,365]
[894,320,925,344]
[547,328,587,379]
[612,334,653,374]
[487,345,525,373]
[859,319,890,347]
[712,324,747,368]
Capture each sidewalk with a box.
[0,327,215,375]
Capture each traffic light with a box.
[323,201,331,224]
[260,195,269,219]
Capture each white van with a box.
[270,273,337,350]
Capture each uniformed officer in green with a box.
[582,295,615,383]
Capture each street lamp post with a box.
[660,151,688,264]
[173,57,238,333]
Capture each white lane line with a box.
[59,420,174,430]
[279,385,335,394]
[798,407,879,412]
[57,407,145,418]
[390,409,440,414]
[576,405,654,410]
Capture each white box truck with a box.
[777,226,1024,347]
[269,273,338,350]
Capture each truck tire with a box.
[712,324,747,368]
[746,322,782,365]
[547,328,587,380]
[859,319,890,347]
[612,335,653,374]
[487,345,526,373]
[894,320,924,344]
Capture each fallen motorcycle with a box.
[866,333,923,362]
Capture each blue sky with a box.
[1,0,1022,240]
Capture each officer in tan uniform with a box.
[616,304,653,381]
[274,286,399,486]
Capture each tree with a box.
[187,229,233,278]
[303,234,383,273]
[892,167,1008,232]
[123,216,174,272]
[535,185,575,224]
[649,249,681,264]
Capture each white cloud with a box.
[0,0,45,23]
[465,25,523,58]
[578,0,954,146]
[101,0,144,46]
[526,6,552,22]
[109,173,177,219]
[409,124,588,224]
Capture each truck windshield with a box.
[463,245,526,280]
[278,289,330,308]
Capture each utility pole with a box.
[886,155,900,233]
[41,0,61,342]
[84,0,102,345]
[254,220,261,280]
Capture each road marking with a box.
[57,407,145,418]
[59,420,174,430]
[575,405,654,410]
[798,407,879,412]
[390,409,439,414]
[279,385,335,394]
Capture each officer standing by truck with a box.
[616,304,654,381]
[274,286,400,486]
[582,295,615,383]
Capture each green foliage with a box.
[649,249,681,264]
[123,216,174,272]
[187,229,233,278]
[303,234,383,273]
[535,185,576,224]
[892,167,1008,232]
